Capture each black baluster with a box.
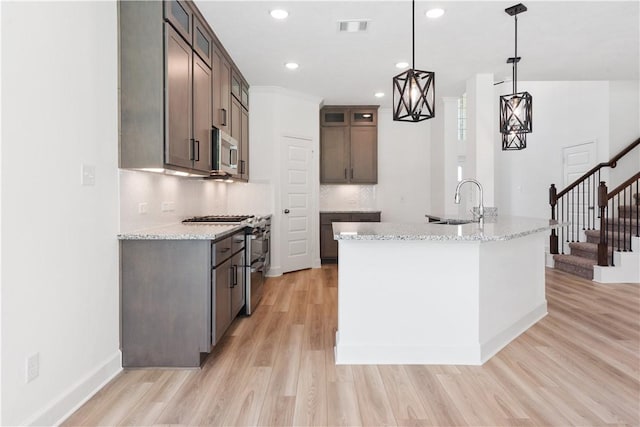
[636,179,639,238]
[623,188,627,251]
[561,198,565,253]
[587,175,591,230]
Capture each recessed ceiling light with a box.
[395,62,409,69]
[285,62,299,70]
[270,9,288,20]
[426,8,445,19]
[374,92,385,98]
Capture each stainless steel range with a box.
[182,214,270,315]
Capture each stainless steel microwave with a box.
[211,127,238,176]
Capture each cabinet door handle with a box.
[233,265,238,287]
[229,265,234,288]
[344,168,347,179]
[189,138,195,161]
[350,168,354,179]
[194,140,200,162]
[221,109,227,126]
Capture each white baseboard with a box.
[480,303,548,362]
[334,303,547,366]
[22,351,122,426]
[265,265,283,277]
[545,252,555,268]
[593,237,640,284]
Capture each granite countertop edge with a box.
[118,223,245,241]
[320,209,382,214]
[333,216,568,242]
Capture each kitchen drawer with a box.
[231,230,245,254]
[351,212,381,222]
[212,237,232,266]
[320,213,351,225]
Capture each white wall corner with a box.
[24,352,122,427]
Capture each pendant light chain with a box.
[513,14,518,94]
[412,0,415,70]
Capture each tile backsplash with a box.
[119,170,273,232]
[319,185,377,211]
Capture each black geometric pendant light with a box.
[502,131,527,150]
[393,0,435,122]
[499,3,532,150]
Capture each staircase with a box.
[553,198,639,280]
[548,138,640,282]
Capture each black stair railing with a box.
[597,172,640,266]
[549,137,640,254]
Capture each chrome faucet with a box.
[454,179,484,224]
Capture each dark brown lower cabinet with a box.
[320,211,381,264]
[120,229,245,368]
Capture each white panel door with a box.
[562,142,597,247]
[563,142,596,187]
[281,136,313,274]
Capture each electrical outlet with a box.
[26,353,39,383]
[138,202,148,214]
[81,164,96,186]
[161,201,175,212]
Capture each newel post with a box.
[597,181,608,266]
[549,184,558,254]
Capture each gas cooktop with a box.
[182,215,255,224]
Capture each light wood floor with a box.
[63,266,640,427]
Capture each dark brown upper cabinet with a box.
[351,108,378,126]
[231,69,242,101]
[321,107,350,126]
[193,16,213,67]
[320,106,378,184]
[119,0,248,177]
[165,0,192,42]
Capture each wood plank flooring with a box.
[62,266,640,426]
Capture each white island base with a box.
[335,226,549,365]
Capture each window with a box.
[457,93,467,141]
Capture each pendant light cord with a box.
[412,0,415,70]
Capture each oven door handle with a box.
[250,261,264,273]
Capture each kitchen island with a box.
[332,216,565,365]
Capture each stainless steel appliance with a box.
[246,216,270,315]
[211,128,238,177]
[182,214,270,315]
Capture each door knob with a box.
[284,209,290,214]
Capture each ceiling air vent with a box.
[338,20,369,33]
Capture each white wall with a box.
[0,2,3,421]
[375,108,431,223]
[1,2,120,425]
[466,74,496,207]
[609,80,640,187]
[495,81,611,219]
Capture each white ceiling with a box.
[196,1,640,107]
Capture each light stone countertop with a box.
[320,209,381,214]
[333,216,566,242]
[118,223,245,240]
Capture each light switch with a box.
[81,164,96,186]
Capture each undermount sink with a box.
[431,219,476,225]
